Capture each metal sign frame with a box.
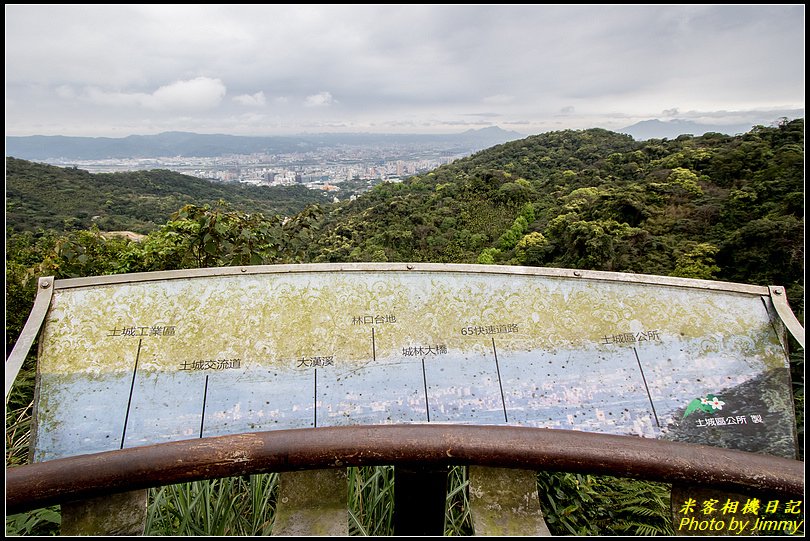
[7,262,803,399]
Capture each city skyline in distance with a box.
[5,126,526,188]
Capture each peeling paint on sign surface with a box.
[32,265,797,462]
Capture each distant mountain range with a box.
[5,127,524,161]
[618,119,762,140]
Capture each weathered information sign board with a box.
[26,263,798,463]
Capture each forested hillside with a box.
[311,119,804,312]
[5,157,329,233]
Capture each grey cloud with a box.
[441,120,495,126]
[83,78,227,111]
[4,5,804,136]
[304,92,336,108]
[233,92,267,107]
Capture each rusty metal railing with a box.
[6,424,803,514]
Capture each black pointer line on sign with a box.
[634,346,661,428]
[120,339,142,449]
[200,375,209,438]
[492,338,509,423]
[422,357,430,422]
[314,368,318,428]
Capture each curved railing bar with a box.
[6,425,803,514]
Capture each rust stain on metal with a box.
[6,425,803,514]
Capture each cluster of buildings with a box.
[54,150,467,193]
[186,155,460,188]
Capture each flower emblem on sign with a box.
[683,393,725,418]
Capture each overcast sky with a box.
[4,5,805,137]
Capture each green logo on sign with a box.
[683,394,726,419]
